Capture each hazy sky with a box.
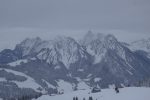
[0,0,150,50]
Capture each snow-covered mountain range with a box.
[129,38,150,52]
[0,31,150,99]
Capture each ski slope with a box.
[36,87,150,100]
[0,68,42,92]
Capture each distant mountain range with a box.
[0,31,150,99]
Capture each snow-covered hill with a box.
[36,87,150,100]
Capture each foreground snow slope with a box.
[36,87,150,100]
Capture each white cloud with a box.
[0,0,150,51]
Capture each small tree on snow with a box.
[76,96,78,100]
[89,96,93,100]
[115,86,119,93]
[73,97,76,100]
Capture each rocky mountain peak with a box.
[15,37,43,56]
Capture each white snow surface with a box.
[77,82,90,90]
[42,79,56,89]
[0,68,42,92]
[87,74,92,78]
[74,77,90,90]
[94,77,101,82]
[56,80,74,93]
[30,57,36,60]
[54,65,61,70]
[8,59,28,67]
[0,77,6,81]
[77,69,84,72]
[126,70,133,75]
[108,84,116,89]
[36,87,150,100]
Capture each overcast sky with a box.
[0,0,150,50]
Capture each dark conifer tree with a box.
[76,96,78,100]
[73,97,76,100]
[89,96,93,100]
